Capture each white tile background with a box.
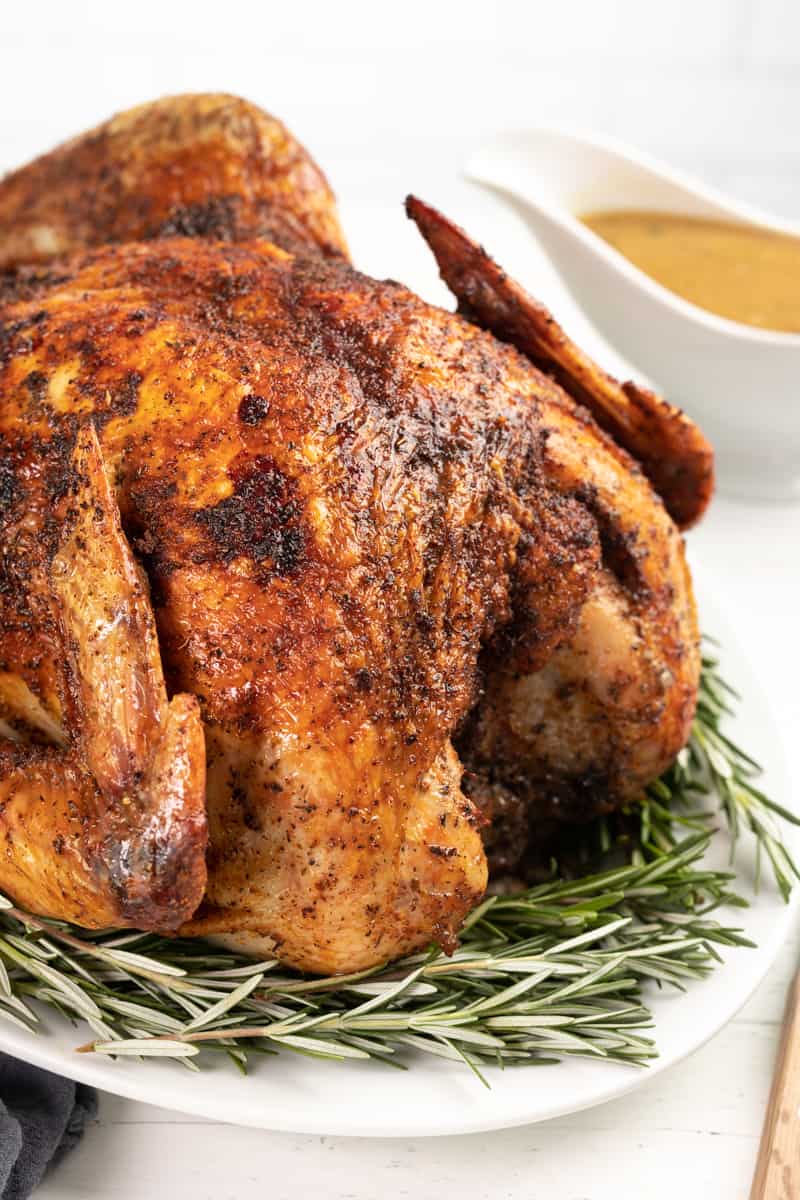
[2,3,800,1197]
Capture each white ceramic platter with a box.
[0,562,794,1137]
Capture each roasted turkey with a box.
[0,95,712,972]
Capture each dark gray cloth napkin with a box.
[0,1056,96,1199]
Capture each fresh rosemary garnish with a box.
[640,647,800,899]
[0,647,793,1080]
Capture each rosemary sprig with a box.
[0,834,751,1080]
[0,647,792,1079]
[640,647,800,899]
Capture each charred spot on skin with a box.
[354,668,373,693]
[112,370,144,418]
[153,196,241,241]
[194,454,306,575]
[238,394,271,426]
[43,431,82,506]
[0,309,48,364]
[23,370,48,407]
[80,371,143,425]
[128,474,179,557]
[123,309,153,340]
[0,269,66,306]
[0,460,16,511]
[232,784,262,832]
[209,271,259,303]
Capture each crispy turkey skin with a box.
[0,96,711,971]
[0,94,347,267]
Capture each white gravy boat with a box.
[466,129,800,501]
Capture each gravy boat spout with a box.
[466,129,800,501]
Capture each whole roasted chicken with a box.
[0,95,712,973]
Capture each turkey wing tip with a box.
[406,194,714,529]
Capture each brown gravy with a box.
[580,209,800,333]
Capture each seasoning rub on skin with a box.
[0,95,711,973]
